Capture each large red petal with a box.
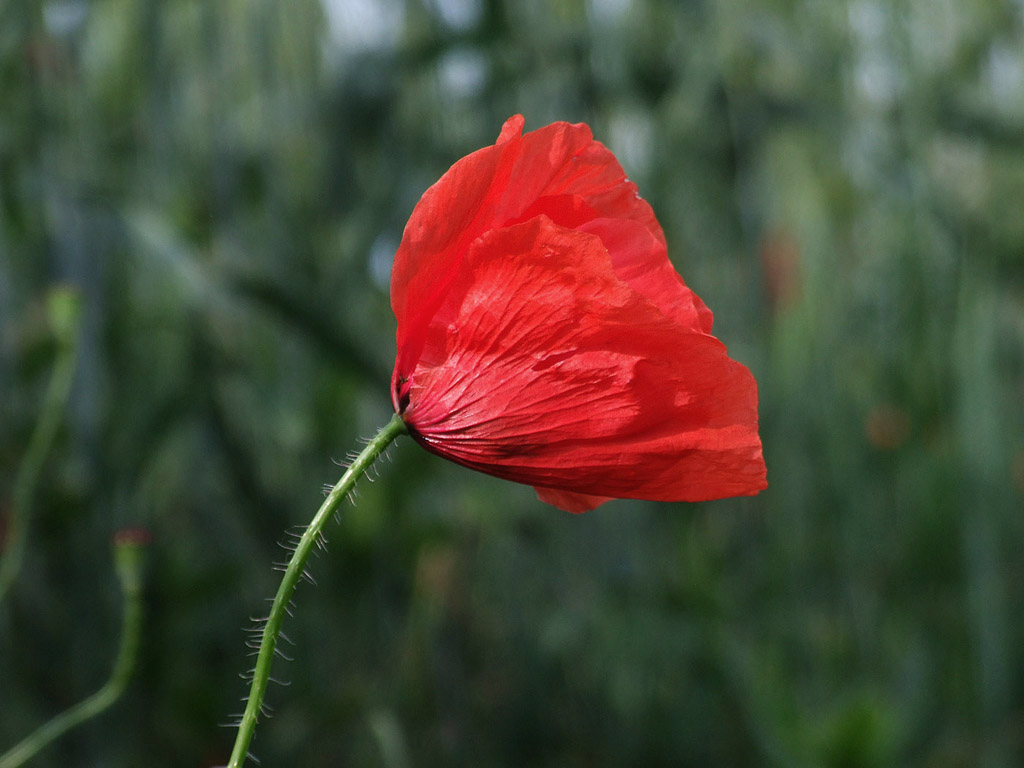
[579,217,713,334]
[520,127,665,245]
[392,117,601,350]
[511,128,715,334]
[391,116,526,406]
[390,116,523,328]
[402,216,765,511]
[393,116,717,416]
[490,121,597,224]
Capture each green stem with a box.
[0,533,147,768]
[227,413,407,768]
[0,289,81,607]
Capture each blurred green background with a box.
[2,0,1023,765]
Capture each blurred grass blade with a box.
[0,531,148,768]
[368,709,411,768]
[0,288,82,607]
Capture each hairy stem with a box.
[227,413,407,768]
[0,532,147,768]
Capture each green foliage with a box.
[1,0,1022,766]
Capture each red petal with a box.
[490,121,598,224]
[391,115,525,330]
[401,216,765,511]
[578,217,713,334]
[533,488,614,514]
[391,115,526,405]
[391,116,693,407]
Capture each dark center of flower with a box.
[396,375,411,413]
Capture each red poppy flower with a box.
[390,115,766,513]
